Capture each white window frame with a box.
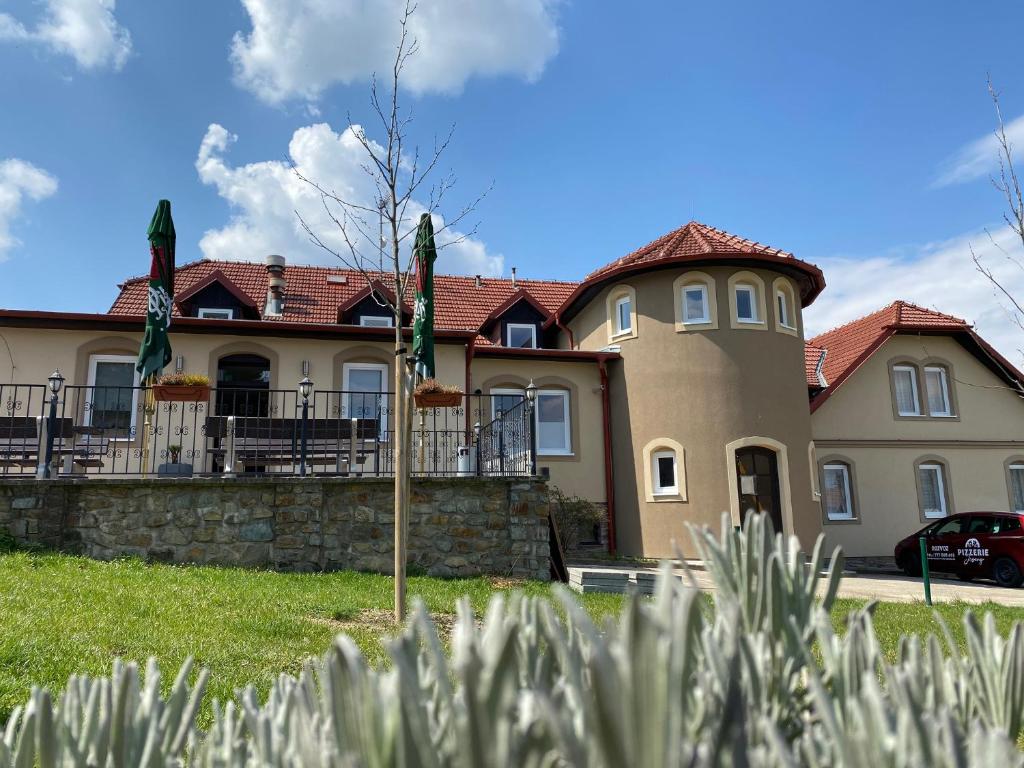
[776,289,794,330]
[505,323,537,349]
[734,284,759,323]
[359,315,394,328]
[923,365,953,417]
[535,389,572,456]
[651,450,679,496]
[822,463,854,520]
[342,362,389,436]
[681,284,710,324]
[490,387,526,420]
[893,365,922,416]
[198,307,234,319]
[613,295,632,336]
[918,463,948,518]
[1009,463,1024,514]
[85,354,141,439]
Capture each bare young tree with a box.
[293,1,485,621]
[972,78,1024,345]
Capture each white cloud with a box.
[805,225,1024,365]
[195,122,504,277]
[0,159,58,262]
[0,0,131,71]
[230,0,560,104]
[933,114,1024,187]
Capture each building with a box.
[1,220,1021,560]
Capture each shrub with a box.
[549,486,604,549]
[2,514,1023,766]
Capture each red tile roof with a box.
[805,300,1023,410]
[804,343,827,389]
[111,259,579,331]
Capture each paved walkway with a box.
[567,563,1024,606]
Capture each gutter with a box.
[598,356,617,556]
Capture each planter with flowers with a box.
[413,378,463,409]
[152,373,211,403]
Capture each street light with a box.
[525,380,538,476]
[298,376,314,476]
[41,369,64,478]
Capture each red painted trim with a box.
[598,358,616,555]
[554,312,576,350]
[473,346,618,363]
[550,251,827,327]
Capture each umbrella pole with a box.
[418,406,425,475]
[141,375,155,477]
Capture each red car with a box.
[894,511,1024,588]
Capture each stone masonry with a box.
[0,477,550,580]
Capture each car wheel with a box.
[898,552,921,577]
[992,557,1023,588]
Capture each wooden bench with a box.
[0,416,43,469]
[205,416,379,474]
[58,425,111,470]
[0,417,103,472]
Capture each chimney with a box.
[474,274,482,288]
[511,267,517,289]
[265,254,286,316]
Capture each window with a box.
[917,462,948,518]
[536,390,571,455]
[966,515,994,534]
[923,366,952,416]
[931,516,963,535]
[651,450,678,495]
[893,365,921,416]
[198,307,234,319]
[735,284,758,323]
[85,355,140,438]
[822,463,854,520]
[995,516,1022,534]
[506,323,537,349]
[776,290,793,329]
[1009,464,1024,513]
[614,296,632,336]
[342,363,388,435]
[359,315,393,328]
[682,285,710,324]
[490,388,526,420]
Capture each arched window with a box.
[673,271,718,331]
[915,456,952,519]
[216,354,271,416]
[820,459,856,521]
[642,438,686,501]
[922,364,953,417]
[727,271,767,330]
[606,284,637,341]
[772,277,798,336]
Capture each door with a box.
[957,515,997,576]
[342,363,388,437]
[216,354,271,417]
[735,447,783,533]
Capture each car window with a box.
[993,516,1022,534]
[967,516,994,534]
[932,518,964,536]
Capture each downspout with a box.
[464,333,477,442]
[554,312,576,350]
[598,356,616,556]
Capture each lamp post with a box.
[41,369,64,479]
[298,376,314,477]
[525,379,538,477]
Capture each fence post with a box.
[473,421,482,477]
[498,410,506,476]
[40,387,60,479]
[349,417,358,476]
[527,402,537,477]
[223,415,236,477]
[919,535,933,606]
[299,396,309,477]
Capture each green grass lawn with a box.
[1,550,1023,727]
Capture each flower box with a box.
[414,391,463,409]
[152,384,211,402]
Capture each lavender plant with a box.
[3,514,1022,766]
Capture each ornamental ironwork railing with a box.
[0,383,535,479]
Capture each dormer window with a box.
[506,323,537,348]
[359,315,394,328]
[198,308,234,320]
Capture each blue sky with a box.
[2,1,1024,359]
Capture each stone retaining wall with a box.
[0,477,550,580]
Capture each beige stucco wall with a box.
[812,334,1024,557]
[570,265,820,558]
[469,356,607,503]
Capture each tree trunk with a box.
[393,322,407,622]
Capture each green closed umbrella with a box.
[136,200,176,381]
[411,213,437,380]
